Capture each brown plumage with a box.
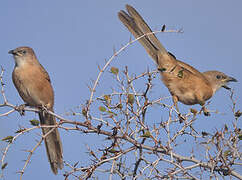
[9,46,63,174]
[118,5,237,110]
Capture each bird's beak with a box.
[227,76,237,82]
[222,76,237,90]
[8,49,17,55]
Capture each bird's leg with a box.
[172,95,179,112]
[172,96,186,121]
[38,104,51,118]
[201,106,211,116]
[198,101,211,116]
[15,103,28,116]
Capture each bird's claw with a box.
[15,104,26,116]
[202,106,211,116]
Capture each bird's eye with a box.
[22,50,26,54]
[216,75,221,79]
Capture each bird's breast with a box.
[12,63,54,108]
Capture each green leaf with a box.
[128,94,134,105]
[224,150,231,157]
[29,119,40,126]
[2,136,14,143]
[15,128,26,133]
[235,110,242,118]
[82,107,87,117]
[177,69,184,78]
[108,149,119,153]
[104,95,111,104]
[1,162,7,170]
[110,67,119,75]
[99,106,106,112]
[141,131,151,138]
[238,134,242,140]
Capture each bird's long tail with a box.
[118,4,169,65]
[39,110,63,174]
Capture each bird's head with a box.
[203,71,237,93]
[8,46,36,66]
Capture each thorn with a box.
[161,24,166,32]
[129,35,132,43]
[113,45,117,56]
[97,64,101,72]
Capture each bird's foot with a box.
[15,104,26,116]
[201,106,211,116]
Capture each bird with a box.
[118,4,237,112]
[9,46,63,174]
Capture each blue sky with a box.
[0,1,241,179]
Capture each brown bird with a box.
[9,46,63,174]
[118,5,237,111]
